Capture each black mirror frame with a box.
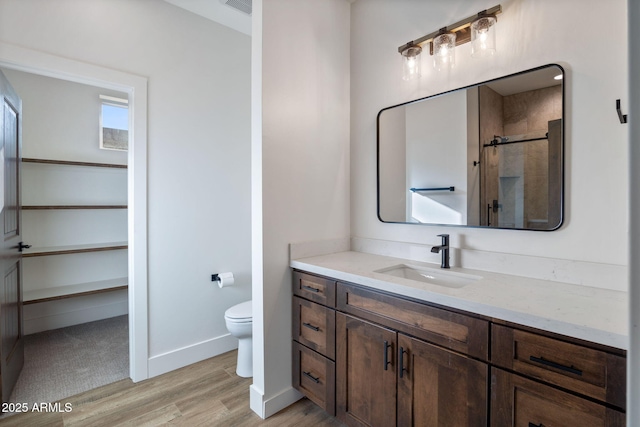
[376,63,565,231]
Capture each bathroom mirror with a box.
[377,64,564,230]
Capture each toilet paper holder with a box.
[211,272,235,288]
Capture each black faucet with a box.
[430,234,450,269]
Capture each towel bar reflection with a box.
[410,186,455,192]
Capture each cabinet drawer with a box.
[293,342,336,416]
[491,367,625,427]
[293,270,336,307]
[492,324,626,409]
[293,296,336,360]
[337,283,489,360]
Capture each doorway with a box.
[0,42,148,384]
[0,68,130,404]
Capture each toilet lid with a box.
[225,300,252,321]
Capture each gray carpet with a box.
[8,315,129,407]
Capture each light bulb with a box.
[471,15,496,57]
[433,32,456,71]
[401,44,422,81]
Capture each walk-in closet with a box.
[1,68,129,406]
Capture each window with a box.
[100,95,128,151]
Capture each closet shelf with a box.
[23,205,128,210]
[22,157,127,169]
[23,277,128,305]
[22,242,128,258]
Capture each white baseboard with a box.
[148,333,238,378]
[24,298,128,335]
[249,384,303,419]
[250,384,265,418]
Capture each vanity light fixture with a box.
[398,4,501,75]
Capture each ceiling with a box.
[163,0,252,36]
[486,65,562,96]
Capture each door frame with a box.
[0,42,149,382]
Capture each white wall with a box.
[1,70,128,163]
[0,0,251,375]
[405,91,467,224]
[252,0,351,417]
[628,0,639,421]
[351,0,629,275]
[378,106,406,221]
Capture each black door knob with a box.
[18,242,32,252]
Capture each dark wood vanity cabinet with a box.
[335,313,488,427]
[336,282,489,426]
[291,269,627,427]
[491,323,626,426]
[336,313,397,426]
[396,334,488,426]
[292,271,337,415]
[491,367,625,427]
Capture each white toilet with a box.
[224,300,253,378]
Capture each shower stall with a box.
[477,84,563,229]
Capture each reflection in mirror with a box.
[377,64,564,230]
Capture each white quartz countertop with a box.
[290,251,628,350]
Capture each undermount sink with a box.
[375,264,482,288]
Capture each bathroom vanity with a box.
[291,252,626,427]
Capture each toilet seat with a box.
[225,300,252,322]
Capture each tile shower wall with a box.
[479,84,562,229]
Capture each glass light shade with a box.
[471,15,497,57]
[433,32,456,70]
[401,45,422,81]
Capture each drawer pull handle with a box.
[528,423,543,427]
[398,347,407,379]
[303,371,320,383]
[302,284,321,293]
[383,340,392,371]
[302,322,320,332]
[529,356,583,376]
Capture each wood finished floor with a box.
[0,350,344,426]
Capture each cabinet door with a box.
[491,367,625,427]
[397,334,488,427]
[336,313,396,427]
